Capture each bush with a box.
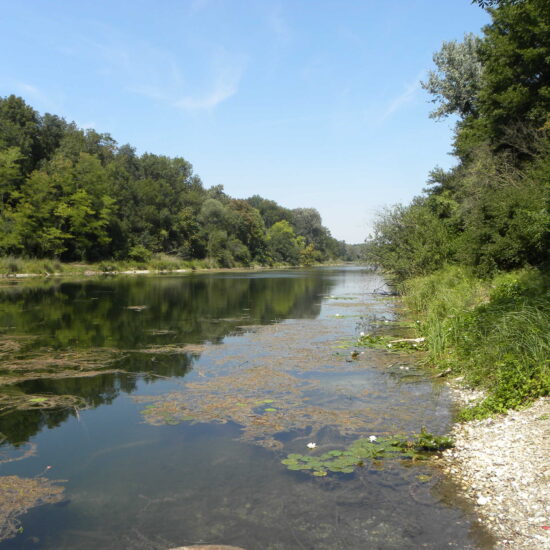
[127,245,152,263]
[366,201,455,281]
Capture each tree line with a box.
[366,0,549,279]
[0,96,349,266]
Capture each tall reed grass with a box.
[403,265,550,418]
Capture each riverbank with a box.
[401,265,549,419]
[389,265,549,548]
[0,256,348,279]
[438,392,549,549]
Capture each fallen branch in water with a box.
[389,337,425,344]
[430,368,452,379]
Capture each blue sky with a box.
[0,0,489,243]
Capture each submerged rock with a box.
[171,546,247,550]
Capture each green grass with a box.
[0,254,336,277]
[0,256,66,275]
[0,254,252,277]
[402,265,550,419]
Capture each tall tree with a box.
[421,33,483,120]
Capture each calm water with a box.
[0,267,492,549]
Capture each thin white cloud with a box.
[5,80,59,111]
[53,23,246,115]
[267,4,290,44]
[16,82,40,96]
[128,84,170,102]
[379,71,424,121]
[174,52,246,112]
[174,79,238,110]
[189,0,211,15]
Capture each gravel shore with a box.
[439,393,550,549]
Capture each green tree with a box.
[246,195,292,228]
[476,0,550,143]
[226,200,267,261]
[267,220,302,265]
[366,200,455,280]
[421,33,483,120]
[0,95,41,174]
[0,147,23,212]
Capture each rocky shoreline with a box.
[438,391,549,549]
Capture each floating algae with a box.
[0,438,36,464]
[0,390,85,414]
[0,334,36,359]
[138,367,319,449]
[0,475,65,542]
[130,344,206,355]
[136,283,439,452]
[137,364,386,450]
[0,348,123,386]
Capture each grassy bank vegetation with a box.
[0,253,208,276]
[0,253,349,277]
[402,266,549,418]
[366,0,549,417]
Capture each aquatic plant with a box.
[0,475,64,542]
[356,333,425,352]
[282,431,453,477]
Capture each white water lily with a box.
[369,435,377,442]
[360,331,365,337]
[306,442,317,449]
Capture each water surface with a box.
[0,267,492,549]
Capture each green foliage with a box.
[299,243,321,266]
[412,427,454,451]
[476,0,550,146]
[367,0,550,280]
[405,266,550,417]
[267,220,302,265]
[282,431,453,477]
[355,333,424,352]
[246,195,292,228]
[421,33,483,120]
[0,95,344,268]
[366,200,455,280]
[291,207,338,259]
[127,245,152,263]
[0,146,24,210]
[226,199,267,261]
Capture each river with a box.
[0,266,492,549]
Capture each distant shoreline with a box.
[0,260,356,280]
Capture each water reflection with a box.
[0,268,493,549]
[0,271,334,445]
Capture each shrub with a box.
[127,245,152,263]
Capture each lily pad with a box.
[281,432,453,477]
